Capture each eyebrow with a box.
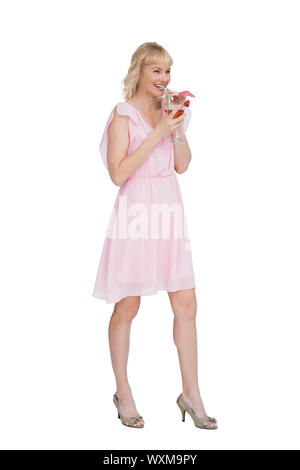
[152,66,171,70]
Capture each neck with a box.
[130,88,162,112]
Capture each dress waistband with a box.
[131,172,175,179]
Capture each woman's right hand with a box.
[154,105,185,139]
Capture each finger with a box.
[172,115,184,125]
[170,109,180,117]
[173,116,184,125]
[173,110,184,119]
[167,88,179,96]
[170,105,181,114]
[174,122,183,131]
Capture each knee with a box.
[174,299,197,321]
[114,296,141,322]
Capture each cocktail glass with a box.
[163,102,185,143]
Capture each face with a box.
[139,63,171,97]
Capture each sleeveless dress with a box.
[93,101,196,304]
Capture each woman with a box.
[93,42,217,430]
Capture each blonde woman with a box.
[93,42,217,430]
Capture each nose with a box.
[158,72,170,85]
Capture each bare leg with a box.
[168,288,216,428]
[108,295,144,427]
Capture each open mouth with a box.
[154,84,164,89]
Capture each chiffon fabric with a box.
[93,101,196,304]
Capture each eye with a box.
[154,70,171,73]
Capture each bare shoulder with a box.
[108,105,125,125]
[106,106,130,184]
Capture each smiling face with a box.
[138,63,171,97]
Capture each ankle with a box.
[116,386,132,399]
[182,389,201,401]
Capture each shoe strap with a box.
[178,393,217,426]
[113,393,143,423]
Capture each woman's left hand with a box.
[166,88,187,105]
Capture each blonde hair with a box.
[121,42,173,101]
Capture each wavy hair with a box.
[121,42,173,101]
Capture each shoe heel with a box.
[176,400,185,422]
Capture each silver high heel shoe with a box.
[176,393,217,430]
[113,393,144,428]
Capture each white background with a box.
[0,0,299,451]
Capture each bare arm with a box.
[172,134,192,174]
[107,106,184,186]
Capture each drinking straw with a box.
[160,86,171,110]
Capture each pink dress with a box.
[93,101,196,304]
